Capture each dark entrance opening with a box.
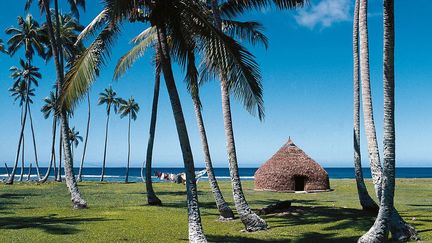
[294,176,306,191]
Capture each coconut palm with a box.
[6,14,46,179]
[5,14,46,63]
[67,127,83,160]
[202,0,308,231]
[40,91,59,182]
[352,0,378,212]
[24,0,87,208]
[6,60,40,184]
[9,80,35,182]
[118,97,139,183]
[61,0,274,240]
[98,86,121,181]
[358,0,418,241]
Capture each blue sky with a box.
[0,0,430,168]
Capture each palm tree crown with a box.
[68,126,83,148]
[5,14,46,60]
[10,59,41,88]
[119,97,139,120]
[98,86,121,114]
[9,80,35,107]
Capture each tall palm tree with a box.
[352,0,378,212]
[207,0,308,231]
[358,0,418,240]
[118,97,139,183]
[62,1,269,241]
[98,86,121,181]
[25,0,87,208]
[9,80,35,182]
[6,14,46,179]
[67,127,83,160]
[40,91,58,182]
[6,60,40,184]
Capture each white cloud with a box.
[294,0,351,29]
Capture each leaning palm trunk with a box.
[157,25,207,243]
[192,96,234,220]
[210,0,267,231]
[358,0,418,241]
[56,133,63,182]
[125,113,131,183]
[100,107,111,182]
[27,163,32,181]
[352,0,378,212]
[78,94,91,182]
[6,83,31,184]
[27,103,41,179]
[145,63,162,205]
[43,0,86,208]
[19,132,25,182]
[40,117,57,183]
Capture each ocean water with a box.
[1,167,431,182]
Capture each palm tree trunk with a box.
[358,1,418,240]
[145,63,162,205]
[27,102,41,179]
[56,132,63,182]
[19,125,25,182]
[6,82,31,184]
[40,117,57,183]
[125,113,131,183]
[43,0,86,208]
[78,94,91,182]
[5,163,10,177]
[192,96,234,220]
[101,108,111,182]
[210,0,267,231]
[358,0,383,202]
[156,25,207,243]
[27,163,32,181]
[353,0,378,212]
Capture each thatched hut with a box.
[255,138,330,192]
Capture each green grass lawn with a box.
[0,179,430,242]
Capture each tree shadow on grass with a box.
[206,232,358,243]
[0,214,108,235]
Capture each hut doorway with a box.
[294,176,307,191]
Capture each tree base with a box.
[218,205,235,220]
[391,221,420,242]
[5,179,14,185]
[241,213,268,232]
[358,228,386,243]
[148,195,162,206]
[72,198,87,209]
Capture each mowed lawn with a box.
[0,179,431,242]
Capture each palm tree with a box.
[352,0,378,212]
[6,14,46,179]
[98,86,120,182]
[9,80,35,182]
[62,1,270,241]
[25,0,87,208]
[6,60,40,184]
[358,0,418,240]
[206,0,309,231]
[40,91,58,182]
[118,97,139,183]
[5,14,46,63]
[67,127,83,160]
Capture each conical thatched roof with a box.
[254,138,330,192]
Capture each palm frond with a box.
[222,20,268,49]
[220,0,308,18]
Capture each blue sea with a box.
[1,167,431,182]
